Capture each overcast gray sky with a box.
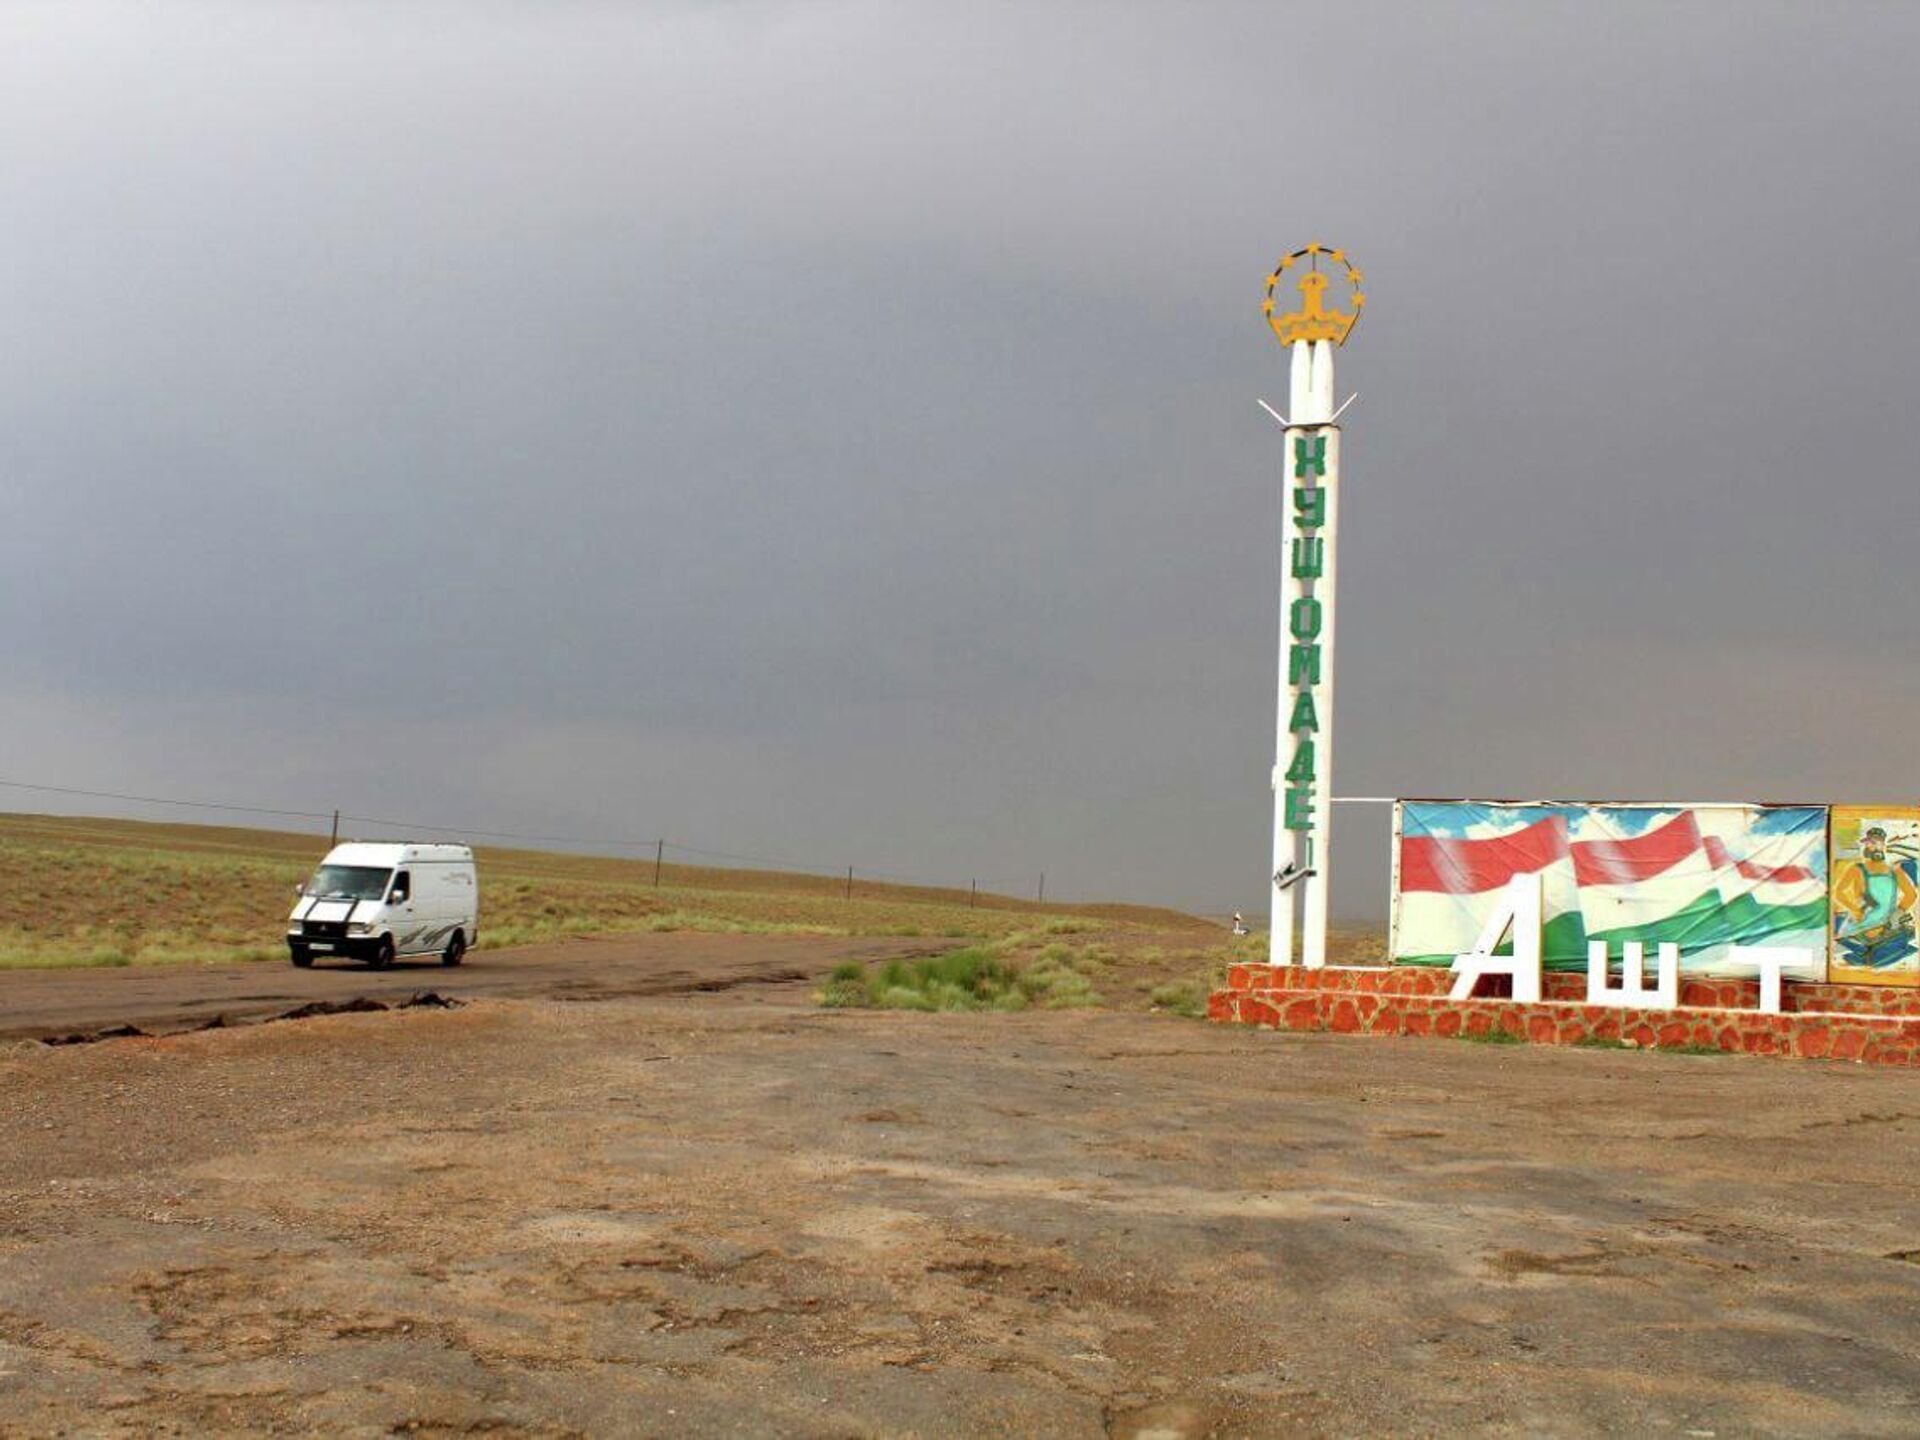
[4,1,1917,915]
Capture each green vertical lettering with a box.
[1293,485,1326,529]
[1286,689,1320,733]
[1293,434,1327,477]
[1288,644,1321,687]
[1284,739,1316,784]
[1290,535,1324,578]
[1289,596,1322,642]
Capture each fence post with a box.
[845,865,854,901]
[654,838,664,887]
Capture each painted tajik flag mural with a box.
[1392,802,1828,977]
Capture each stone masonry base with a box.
[1208,963,1920,1066]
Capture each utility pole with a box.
[845,865,854,901]
[1037,872,1045,905]
[329,809,339,847]
[654,839,664,887]
[970,879,977,909]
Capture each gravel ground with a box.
[1,969,1918,1436]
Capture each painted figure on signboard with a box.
[1832,823,1918,971]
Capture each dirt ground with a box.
[2,951,1919,1436]
[0,934,939,1043]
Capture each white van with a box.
[287,842,478,969]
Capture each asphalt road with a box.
[0,933,935,1042]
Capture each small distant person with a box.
[1232,911,1249,936]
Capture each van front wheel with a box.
[368,936,395,970]
[289,945,313,968]
[442,931,466,967]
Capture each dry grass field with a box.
[0,812,1218,973]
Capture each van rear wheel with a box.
[442,931,466,967]
[368,936,395,970]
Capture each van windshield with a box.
[304,865,393,901]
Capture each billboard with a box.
[1828,806,1920,987]
[1393,801,1828,978]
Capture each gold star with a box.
[1276,255,1294,271]
[1347,268,1364,285]
[1327,249,1345,263]
[1261,297,1274,314]
[1305,241,1322,255]
[1352,292,1366,308]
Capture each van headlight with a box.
[348,922,375,935]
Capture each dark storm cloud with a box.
[4,1,1917,912]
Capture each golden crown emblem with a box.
[1263,243,1365,347]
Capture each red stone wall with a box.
[1221,963,1920,1016]
[1210,965,1920,1065]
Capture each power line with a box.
[341,813,660,851]
[0,774,1406,911]
[0,776,1051,904]
[658,838,827,871]
[0,778,332,822]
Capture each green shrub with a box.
[924,981,977,1011]
[812,942,1094,1013]
[817,978,869,1008]
[1039,971,1096,1008]
[1015,961,1063,998]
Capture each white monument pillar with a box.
[1262,247,1363,970]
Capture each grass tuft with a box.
[1457,1026,1525,1045]
[1042,918,1099,935]
[1572,1036,1731,1057]
[813,944,1104,1013]
[1148,981,1208,1018]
